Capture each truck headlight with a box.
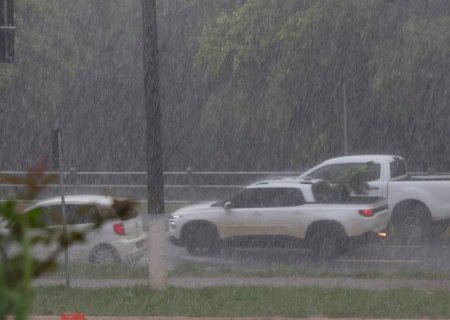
[168,215,182,228]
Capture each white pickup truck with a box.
[169,180,389,258]
[299,155,450,244]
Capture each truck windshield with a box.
[307,162,381,181]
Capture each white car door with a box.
[222,188,267,237]
[34,204,99,262]
[255,187,307,238]
[63,204,101,261]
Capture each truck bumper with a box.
[169,235,184,247]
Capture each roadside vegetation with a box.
[33,285,450,318]
[41,261,450,281]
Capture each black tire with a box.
[392,202,432,245]
[183,222,220,256]
[88,244,120,266]
[307,223,345,260]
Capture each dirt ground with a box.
[33,317,448,320]
[31,316,450,320]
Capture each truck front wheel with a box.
[307,222,346,259]
[392,201,432,245]
[182,222,220,256]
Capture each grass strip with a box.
[170,262,437,279]
[43,261,450,281]
[44,264,148,279]
[33,286,450,318]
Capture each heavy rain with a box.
[1,0,450,319]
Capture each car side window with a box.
[229,189,261,208]
[40,206,63,226]
[268,188,305,207]
[39,204,100,226]
[363,162,381,181]
[230,188,304,208]
[65,205,100,224]
[307,164,354,179]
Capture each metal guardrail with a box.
[0,169,303,203]
[4,169,448,203]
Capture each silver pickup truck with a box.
[300,155,450,244]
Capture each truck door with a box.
[223,188,266,237]
[254,187,306,238]
[223,187,307,241]
[363,162,387,198]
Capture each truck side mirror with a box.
[223,202,232,210]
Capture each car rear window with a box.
[100,204,139,221]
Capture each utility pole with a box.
[0,0,15,63]
[343,83,348,155]
[53,127,70,287]
[141,0,167,289]
[142,0,164,215]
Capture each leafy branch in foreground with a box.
[0,161,134,320]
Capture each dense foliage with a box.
[1,0,449,172]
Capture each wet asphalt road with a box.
[34,240,450,290]
[169,241,450,274]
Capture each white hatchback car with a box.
[16,195,147,265]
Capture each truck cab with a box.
[299,155,450,244]
[299,155,408,199]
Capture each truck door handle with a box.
[252,212,262,216]
[291,211,304,215]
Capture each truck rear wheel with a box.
[392,201,432,245]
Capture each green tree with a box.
[373,13,450,168]
[194,0,450,170]
[194,0,379,168]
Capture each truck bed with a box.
[403,174,450,181]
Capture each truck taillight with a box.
[113,223,125,235]
[359,209,374,217]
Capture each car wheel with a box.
[88,244,120,266]
[309,231,341,260]
[393,202,431,245]
[307,223,345,260]
[184,223,220,257]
